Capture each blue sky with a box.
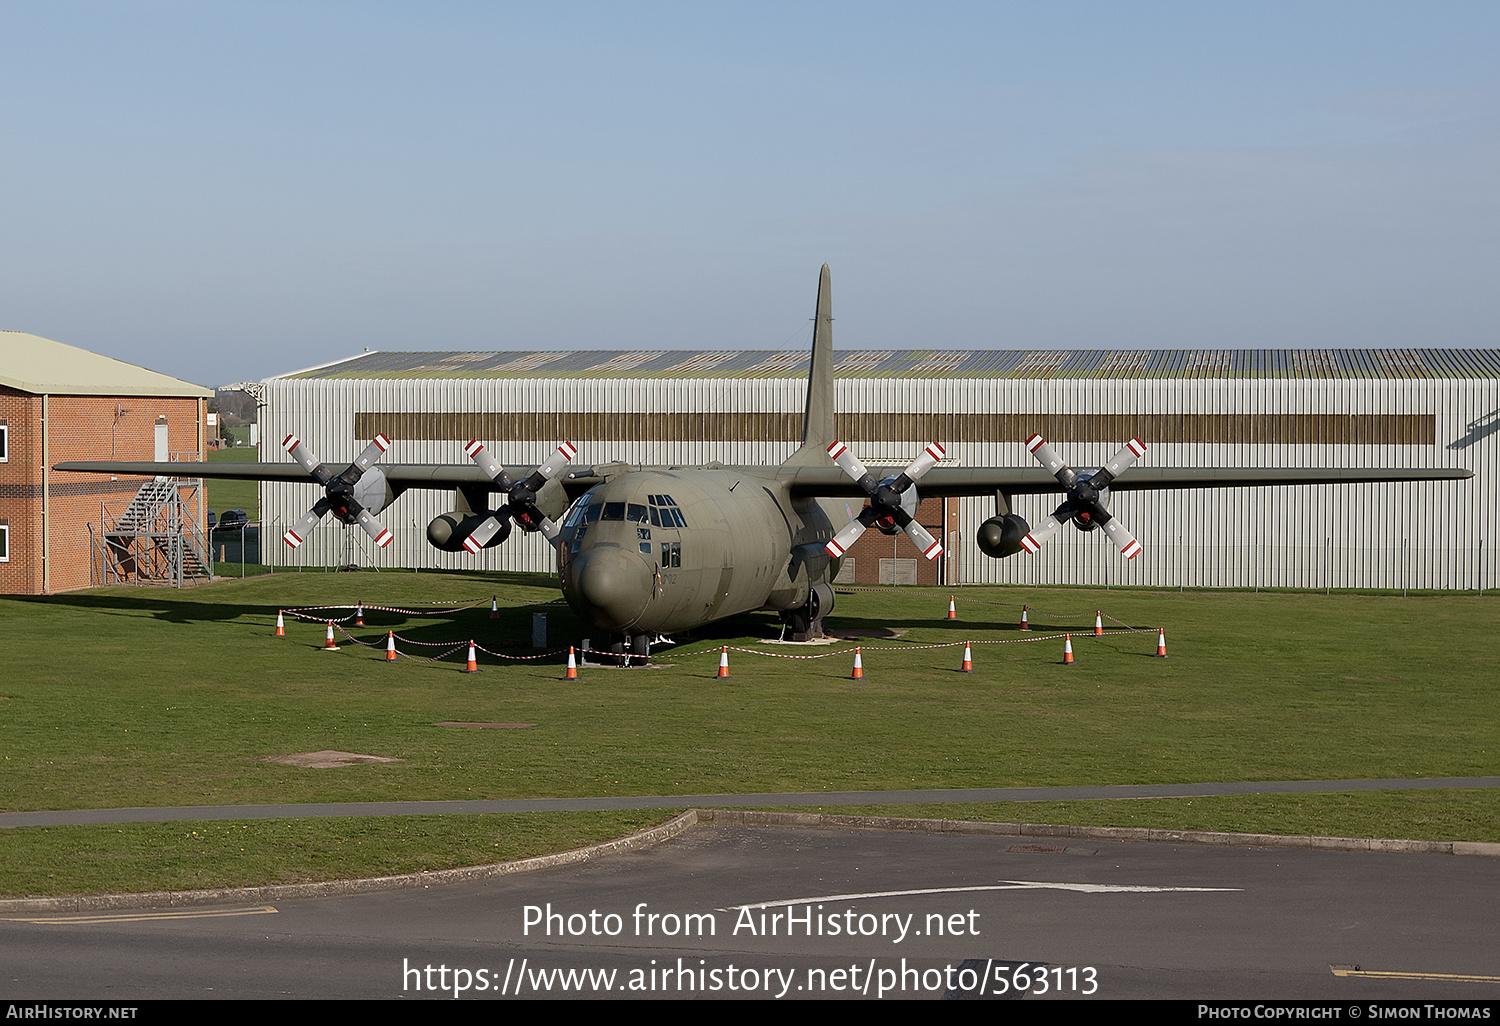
[2,2,1496,386]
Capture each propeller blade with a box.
[463,440,513,491]
[827,440,875,491]
[1101,518,1143,559]
[824,516,868,558]
[892,442,946,490]
[461,516,507,555]
[283,497,331,549]
[902,518,944,560]
[353,505,395,548]
[1018,508,1069,554]
[282,434,329,483]
[1025,434,1078,490]
[533,441,578,482]
[350,433,392,474]
[539,517,563,543]
[1093,437,1147,489]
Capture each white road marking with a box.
[721,879,1240,910]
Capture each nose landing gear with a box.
[608,634,651,667]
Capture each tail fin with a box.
[781,264,835,468]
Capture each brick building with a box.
[0,331,211,594]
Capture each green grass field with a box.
[205,446,260,522]
[2,572,1497,897]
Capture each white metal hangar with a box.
[256,348,1496,591]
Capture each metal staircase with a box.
[93,479,213,586]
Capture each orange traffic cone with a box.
[947,596,957,620]
[275,610,285,637]
[1019,606,1030,630]
[850,647,864,680]
[716,646,731,679]
[355,604,365,627]
[1094,610,1103,636]
[462,640,480,673]
[1063,634,1075,666]
[960,641,973,673]
[490,596,500,619]
[1155,629,1169,658]
[565,646,578,679]
[322,621,339,651]
[385,631,397,662]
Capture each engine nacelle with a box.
[977,514,1031,558]
[426,512,511,552]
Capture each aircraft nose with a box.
[568,546,652,631]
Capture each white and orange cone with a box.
[385,631,398,662]
[490,596,499,619]
[850,647,864,680]
[355,604,365,627]
[275,610,285,637]
[565,646,578,679]
[716,646,731,679]
[1155,629,1169,658]
[961,641,973,673]
[322,621,339,651]
[462,640,480,673]
[1094,610,1104,636]
[1063,634,1075,666]
[947,596,957,620]
[1019,606,1030,630]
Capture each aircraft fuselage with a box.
[556,468,841,636]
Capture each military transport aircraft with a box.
[57,266,1471,657]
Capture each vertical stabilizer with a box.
[781,264,835,467]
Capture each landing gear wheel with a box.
[630,634,650,667]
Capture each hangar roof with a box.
[0,331,211,397]
[277,348,1500,382]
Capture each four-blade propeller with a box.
[1019,434,1146,559]
[823,440,946,560]
[281,433,396,549]
[460,440,578,553]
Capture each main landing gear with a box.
[780,582,836,643]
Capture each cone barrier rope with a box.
[385,631,398,662]
[1063,634,1075,666]
[1094,611,1103,636]
[322,621,339,651]
[961,641,973,673]
[716,646,731,679]
[1019,606,1030,630]
[1155,629,1169,658]
[565,647,578,679]
[462,640,481,673]
[355,604,365,627]
[275,611,285,637]
[850,647,864,680]
[947,596,957,620]
[490,596,500,619]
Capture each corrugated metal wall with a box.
[259,369,1497,590]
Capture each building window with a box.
[0,422,8,462]
[0,521,9,562]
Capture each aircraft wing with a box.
[50,460,574,488]
[779,464,1472,498]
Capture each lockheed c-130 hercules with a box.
[57,266,1471,657]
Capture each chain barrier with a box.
[291,597,1164,667]
[835,587,1118,621]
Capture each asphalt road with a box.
[4,821,1497,1001]
[5,776,1499,828]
